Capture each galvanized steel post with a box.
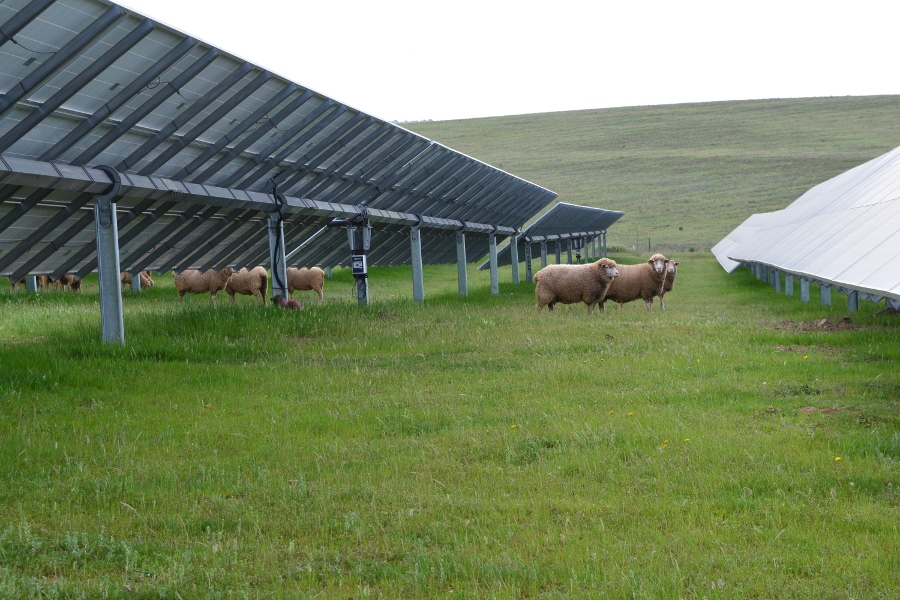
[785,274,794,297]
[510,234,520,285]
[456,231,468,297]
[800,278,810,302]
[820,283,831,306]
[847,290,859,312]
[540,241,548,268]
[524,242,533,283]
[774,269,781,293]
[267,214,288,300]
[489,233,499,295]
[93,166,123,345]
[325,266,332,279]
[131,272,141,292]
[555,241,561,264]
[567,240,573,264]
[26,276,37,292]
[410,222,424,304]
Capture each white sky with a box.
[121,0,900,123]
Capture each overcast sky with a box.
[121,0,900,123]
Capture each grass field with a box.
[405,95,900,251]
[2,256,900,598]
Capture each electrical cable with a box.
[9,37,57,55]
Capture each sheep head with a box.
[595,258,619,282]
[647,253,668,274]
[666,260,679,275]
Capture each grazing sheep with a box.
[225,266,268,305]
[120,271,154,290]
[55,274,82,293]
[652,260,679,310]
[534,258,620,315]
[8,277,25,291]
[37,275,52,290]
[599,253,669,313]
[287,267,324,301]
[173,268,234,305]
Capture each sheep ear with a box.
[674,262,679,266]
[647,259,653,265]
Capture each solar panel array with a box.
[478,202,624,269]
[712,144,900,302]
[0,0,557,281]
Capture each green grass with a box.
[2,257,900,598]
[405,96,900,251]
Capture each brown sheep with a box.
[173,268,234,305]
[37,275,52,290]
[120,271,154,290]
[225,266,268,305]
[8,277,25,291]
[599,253,668,313]
[652,260,678,310]
[533,258,620,315]
[55,274,82,292]
[287,267,324,301]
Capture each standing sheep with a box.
[534,258,620,315]
[120,271,154,290]
[599,253,669,313]
[287,267,324,301]
[37,275,52,290]
[652,260,678,310]
[56,274,82,292]
[8,277,25,291]
[173,268,234,305]
[225,266,268,305]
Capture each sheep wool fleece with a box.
[534,258,619,315]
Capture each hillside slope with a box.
[404,96,900,251]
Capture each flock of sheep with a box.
[8,256,679,314]
[534,253,678,314]
[6,267,326,306]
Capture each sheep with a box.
[55,274,82,293]
[599,253,669,313]
[652,259,679,310]
[533,258,620,315]
[8,277,25,291]
[120,271,154,290]
[225,266,268,305]
[287,267,324,301]
[36,275,52,290]
[173,268,234,305]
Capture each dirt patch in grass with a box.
[796,406,861,415]
[767,316,864,331]
[773,344,844,354]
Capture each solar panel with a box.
[712,144,900,302]
[0,0,557,284]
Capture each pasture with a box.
[2,255,899,598]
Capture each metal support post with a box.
[325,266,332,279]
[785,274,794,297]
[489,233,499,295]
[567,240,573,264]
[456,231,468,297]
[774,270,781,293]
[94,166,124,345]
[410,224,424,303]
[524,242,533,283]
[267,213,288,300]
[26,276,37,292]
[540,241,548,268]
[131,272,141,292]
[555,241,562,264]
[510,234,520,285]
[800,279,810,303]
[820,283,831,306]
[847,290,859,312]
[769,268,776,287]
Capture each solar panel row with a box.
[0,0,558,283]
[712,144,900,303]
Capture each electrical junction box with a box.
[351,254,367,275]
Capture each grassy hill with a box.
[405,95,900,251]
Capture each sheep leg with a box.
[211,291,218,306]
[316,289,323,301]
[229,292,236,305]
[644,298,653,313]
[178,291,185,302]
[660,295,666,311]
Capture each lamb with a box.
[652,260,679,310]
[173,268,234,305]
[533,258,620,315]
[287,267,324,301]
[599,253,669,313]
[225,266,268,305]
[120,271,154,290]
